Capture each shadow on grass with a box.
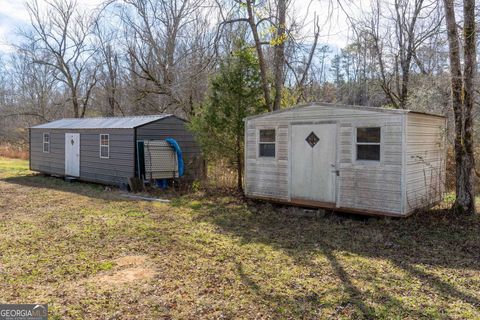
[183,197,480,317]
[2,173,192,202]
[1,174,122,201]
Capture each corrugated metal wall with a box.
[30,128,135,186]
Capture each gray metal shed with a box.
[29,114,203,187]
[244,103,447,217]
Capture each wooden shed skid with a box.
[248,194,411,218]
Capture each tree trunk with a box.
[296,21,319,104]
[72,91,79,118]
[443,0,476,214]
[273,0,286,111]
[236,137,243,192]
[106,51,117,117]
[245,0,272,111]
[460,0,476,214]
[107,96,115,116]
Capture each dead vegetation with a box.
[0,144,28,160]
[0,158,479,319]
[92,255,156,286]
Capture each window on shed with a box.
[259,129,276,158]
[100,134,109,158]
[356,127,381,161]
[43,133,50,153]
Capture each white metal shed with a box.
[244,103,446,217]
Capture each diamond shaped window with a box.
[306,131,319,148]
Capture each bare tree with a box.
[216,0,295,111]
[272,0,287,110]
[120,0,215,116]
[24,0,98,118]
[283,12,322,104]
[0,49,65,143]
[243,0,273,110]
[93,19,121,116]
[10,49,61,121]
[357,0,443,109]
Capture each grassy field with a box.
[0,158,479,319]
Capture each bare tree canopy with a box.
[23,0,99,118]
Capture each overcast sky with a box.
[0,0,366,54]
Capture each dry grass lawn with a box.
[0,157,479,319]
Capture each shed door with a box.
[291,123,337,203]
[65,133,80,177]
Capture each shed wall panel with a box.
[404,113,446,214]
[30,130,66,176]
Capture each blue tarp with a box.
[155,179,168,189]
[165,138,184,177]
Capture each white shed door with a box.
[291,123,337,203]
[65,133,80,177]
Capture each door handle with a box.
[330,164,339,176]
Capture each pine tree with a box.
[190,44,267,191]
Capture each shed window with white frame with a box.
[356,127,381,161]
[42,133,50,153]
[258,129,275,158]
[100,134,109,158]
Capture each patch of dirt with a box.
[114,255,148,267]
[92,255,156,286]
[95,267,156,285]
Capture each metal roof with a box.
[244,102,446,121]
[31,114,173,129]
